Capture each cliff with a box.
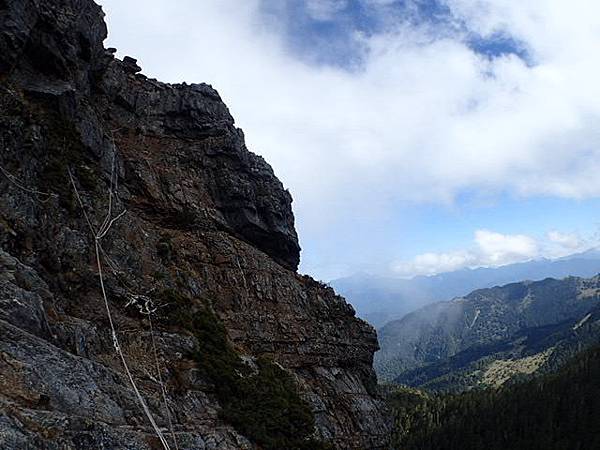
[0,0,390,448]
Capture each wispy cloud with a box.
[392,229,598,277]
[305,0,348,21]
[547,230,584,251]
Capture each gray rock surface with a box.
[0,0,390,448]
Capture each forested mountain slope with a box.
[388,344,600,450]
[377,275,600,388]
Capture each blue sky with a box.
[261,0,528,69]
[311,194,600,278]
[99,0,600,280]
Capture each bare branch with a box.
[0,164,56,202]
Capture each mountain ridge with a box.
[376,274,600,388]
[332,249,600,327]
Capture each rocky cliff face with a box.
[0,0,390,448]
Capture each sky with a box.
[98,0,600,281]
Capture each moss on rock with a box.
[160,289,332,450]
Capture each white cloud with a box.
[305,0,348,21]
[391,228,600,277]
[393,250,477,276]
[547,230,583,250]
[542,230,600,259]
[392,229,539,276]
[97,0,600,277]
[474,229,538,265]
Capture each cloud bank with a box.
[392,229,598,277]
[98,0,600,278]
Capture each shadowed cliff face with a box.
[0,0,390,448]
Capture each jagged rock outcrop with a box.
[0,1,390,448]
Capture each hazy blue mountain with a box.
[332,249,600,327]
[376,275,600,389]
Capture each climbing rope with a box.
[69,150,174,450]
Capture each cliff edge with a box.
[0,0,390,448]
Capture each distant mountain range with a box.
[376,275,600,390]
[332,249,600,327]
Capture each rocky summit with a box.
[0,0,390,448]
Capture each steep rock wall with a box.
[0,0,390,448]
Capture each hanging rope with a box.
[68,150,173,450]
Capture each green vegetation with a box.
[381,276,600,392]
[155,234,173,264]
[41,121,96,208]
[0,89,100,213]
[388,345,600,450]
[160,289,331,450]
[22,95,99,210]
